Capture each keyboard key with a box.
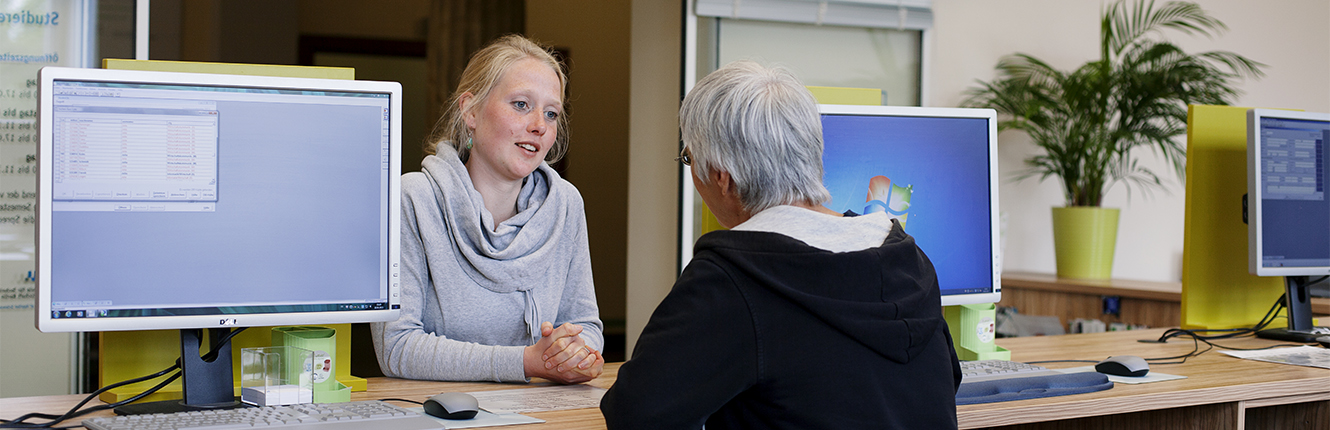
[82,400,444,430]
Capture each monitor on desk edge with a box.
[34,66,403,412]
[1246,108,1330,341]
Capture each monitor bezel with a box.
[817,104,1002,306]
[1246,108,1330,277]
[34,66,404,333]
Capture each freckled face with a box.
[462,58,562,184]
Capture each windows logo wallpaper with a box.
[820,114,992,295]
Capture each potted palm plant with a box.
[964,0,1264,279]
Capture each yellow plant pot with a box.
[1052,207,1120,280]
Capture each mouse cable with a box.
[1023,294,1299,370]
[1146,329,1307,365]
[1221,274,1326,337]
[0,368,181,429]
[1138,295,1279,365]
[1143,333,1212,365]
[0,424,80,430]
[1146,293,1287,346]
[377,398,425,406]
[1021,359,1099,365]
[3,371,188,430]
[0,328,247,429]
[1143,320,1309,366]
[3,326,248,428]
[1138,274,1324,348]
[1155,282,1328,346]
[1032,331,1226,366]
[1019,295,1288,368]
[1141,298,1275,365]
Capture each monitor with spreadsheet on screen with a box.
[818,105,1001,306]
[1247,108,1330,342]
[35,67,402,412]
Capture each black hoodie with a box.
[602,223,962,429]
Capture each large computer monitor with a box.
[35,67,402,411]
[1246,108,1330,342]
[819,105,1001,306]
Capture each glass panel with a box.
[98,0,137,61]
[688,18,924,246]
[717,19,920,106]
[696,17,719,84]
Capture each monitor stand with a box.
[115,328,243,415]
[1257,276,1330,343]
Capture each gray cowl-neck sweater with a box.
[372,146,603,382]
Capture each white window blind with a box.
[695,0,933,30]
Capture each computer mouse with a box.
[422,392,479,420]
[1095,355,1149,377]
[1316,335,1330,348]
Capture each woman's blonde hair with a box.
[426,34,569,164]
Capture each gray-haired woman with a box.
[602,60,962,429]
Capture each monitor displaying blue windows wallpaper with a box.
[820,105,1000,306]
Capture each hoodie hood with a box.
[693,221,943,364]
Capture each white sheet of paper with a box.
[406,407,544,429]
[467,385,608,414]
[1221,346,1330,370]
[1050,366,1187,384]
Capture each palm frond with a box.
[967,0,1262,207]
[1197,51,1268,79]
[1105,0,1227,59]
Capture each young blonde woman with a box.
[372,35,603,384]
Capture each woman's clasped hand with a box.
[525,322,604,384]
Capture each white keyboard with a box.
[82,400,444,430]
[960,360,1062,383]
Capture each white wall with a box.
[930,0,1330,282]
[0,313,75,397]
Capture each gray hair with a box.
[680,60,831,215]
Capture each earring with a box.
[465,137,473,150]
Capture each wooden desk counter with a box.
[961,328,1330,429]
[351,364,620,430]
[0,365,622,430]
[4,331,1327,430]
